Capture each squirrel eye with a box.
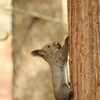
[47,45,50,48]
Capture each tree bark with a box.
[68,0,100,100]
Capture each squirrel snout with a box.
[31,49,47,57]
[31,50,40,56]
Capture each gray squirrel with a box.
[31,36,73,100]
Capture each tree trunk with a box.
[68,0,100,100]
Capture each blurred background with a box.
[0,0,68,100]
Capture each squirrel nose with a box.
[31,49,46,57]
[31,50,40,56]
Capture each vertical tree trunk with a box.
[68,0,100,100]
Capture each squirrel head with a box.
[31,36,69,65]
[31,42,61,63]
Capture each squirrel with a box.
[31,36,73,100]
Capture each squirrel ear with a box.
[65,36,69,43]
[65,36,69,46]
[31,49,46,57]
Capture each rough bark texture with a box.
[12,0,66,100]
[68,0,100,100]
